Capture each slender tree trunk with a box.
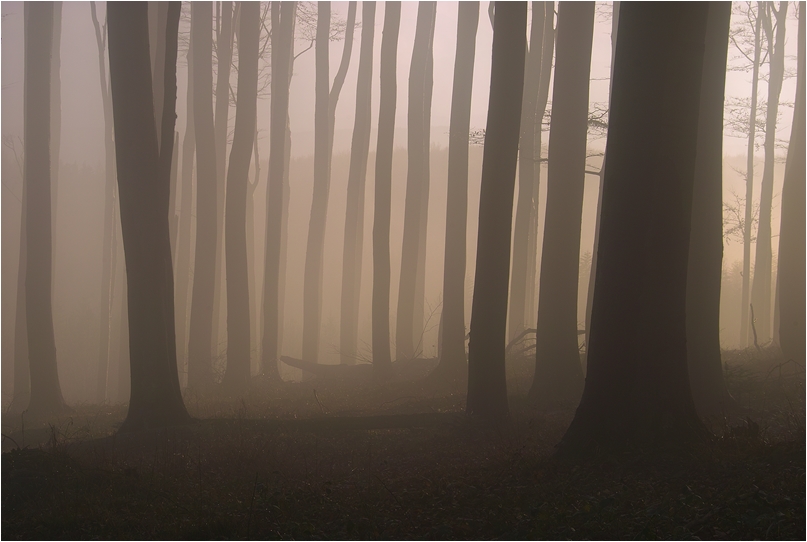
[466,2,527,418]
[50,2,61,297]
[559,3,709,452]
[372,1,402,378]
[169,132,180,257]
[751,1,788,344]
[302,1,356,364]
[687,2,733,415]
[431,1,479,383]
[11,175,29,413]
[108,2,190,430]
[221,1,259,393]
[777,4,805,362]
[340,1,376,365]
[396,2,437,361]
[262,1,297,379]
[247,128,260,374]
[741,10,762,347]
[187,2,219,391]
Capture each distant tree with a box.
[687,2,734,415]
[302,1,356,364]
[187,2,219,391]
[777,3,805,362]
[372,1,402,379]
[221,1,260,393]
[10,149,29,414]
[107,1,191,430]
[466,2,527,418]
[559,3,709,452]
[529,1,595,406]
[397,1,437,361]
[340,1,376,366]
[430,1,479,383]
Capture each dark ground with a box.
[2,347,804,540]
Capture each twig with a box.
[374,474,404,509]
[749,304,762,353]
[313,389,327,415]
[246,471,259,539]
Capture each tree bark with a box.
[466,2,527,418]
[776,3,805,363]
[559,3,708,452]
[372,1,402,379]
[340,1,376,365]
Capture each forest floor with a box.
[2,347,804,540]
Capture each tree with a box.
[396,1,437,361]
[221,1,260,393]
[10,148,30,414]
[466,2,527,418]
[777,3,805,362]
[187,2,219,391]
[302,1,356,364]
[430,1,479,383]
[509,2,547,342]
[559,3,709,452]
[339,1,376,366]
[750,1,788,344]
[687,2,734,415]
[529,1,595,406]
[107,1,191,430]
[372,1,402,379]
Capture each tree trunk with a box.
[777,4,805,363]
[372,1,402,379]
[108,2,190,431]
[340,1,376,365]
[221,1,259,393]
[187,2,219,391]
[559,3,708,452]
[50,2,61,297]
[430,1,479,383]
[529,1,594,406]
[466,2,527,418]
[10,173,30,413]
[302,1,356,364]
[751,1,788,344]
[396,2,437,361]
[687,2,733,415]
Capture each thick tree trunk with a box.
[340,2,376,366]
[221,2,260,393]
[187,2,219,391]
[751,1,788,344]
[302,2,356,364]
[430,1,479,383]
[559,3,708,452]
[262,1,297,379]
[777,4,805,363]
[372,1,402,379]
[25,1,67,417]
[466,2,527,418]
[108,2,190,431]
[529,2,594,405]
[396,2,437,361]
[687,2,733,415]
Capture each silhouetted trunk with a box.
[372,1,402,379]
[108,2,190,431]
[262,1,297,378]
[221,1,259,393]
[751,1,788,344]
[169,132,180,256]
[302,1,356,364]
[211,1,234,358]
[740,10,762,347]
[340,1,376,365]
[431,1,479,383]
[524,2,555,324]
[247,129,260,374]
[24,1,67,417]
[466,2,527,418]
[509,2,546,341]
[777,4,805,362]
[187,2,219,391]
[11,178,29,413]
[151,3,167,144]
[90,1,117,403]
[50,2,61,288]
[559,3,708,452]
[529,1,594,405]
[396,2,437,361]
